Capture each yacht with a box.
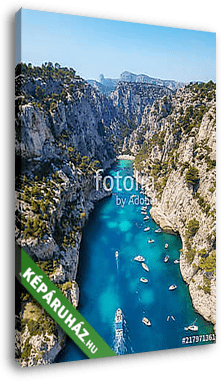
[155,228,162,233]
[141,262,149,272]
[164,255,169,263]
[169,284,177,291]
[148,239,154,244]
[134,255,145,262]
[144,227,150,232]
[142,317,151,326]
[143,216,149,221]
[165,243,169,249]
[115,308,123,338]
[115,251,119,258]
[140,277,148,283]
[174,259,180,264]
[141,211,147,215]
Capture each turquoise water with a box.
[56,160,215,362]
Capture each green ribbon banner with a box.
[20,248,117,359]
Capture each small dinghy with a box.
[169,284,177,291]
[140,277,148,283]
[142,317,151,326]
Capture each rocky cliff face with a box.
[15,63,117,366]
[15,63,216,365]
[110,81,173,127]
[128,82,216,327]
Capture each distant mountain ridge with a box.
[87,71,186,95]
[120,71,186,89]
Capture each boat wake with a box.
[116,257,119,272]
[113,315,133,355]
[113,332,127,355]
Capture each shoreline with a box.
[117,154,135,160]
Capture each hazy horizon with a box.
[17,8,216,84]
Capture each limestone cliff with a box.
[128,82,216,327]
[110,81,173,127]
[15,63,116,366]
[87,71,185,95]
[15,63,216,365]
[120,71,186,90]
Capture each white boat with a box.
[143,216,149,221]
[115,308,123,337]
[141,206,148,211]
[134,255,145,262]
[184,319,198,332]
[155,228,162,233]
[144,227,150,232]
[140,277,148,283]
[174,259,180,264]
[141,211,147,215]
[165,243,169,249]
[115,251,119,258]
[164,255,169,263]
[169,284,177,291]
[142,317,151,326]
[148,239,154,244]
[141,262,149,272]
[185,325,198,331]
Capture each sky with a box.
[17,8,216,83]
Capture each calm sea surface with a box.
[56,160,214,363]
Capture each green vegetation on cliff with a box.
[15,63,216,364]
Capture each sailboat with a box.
[184,319,198,332]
